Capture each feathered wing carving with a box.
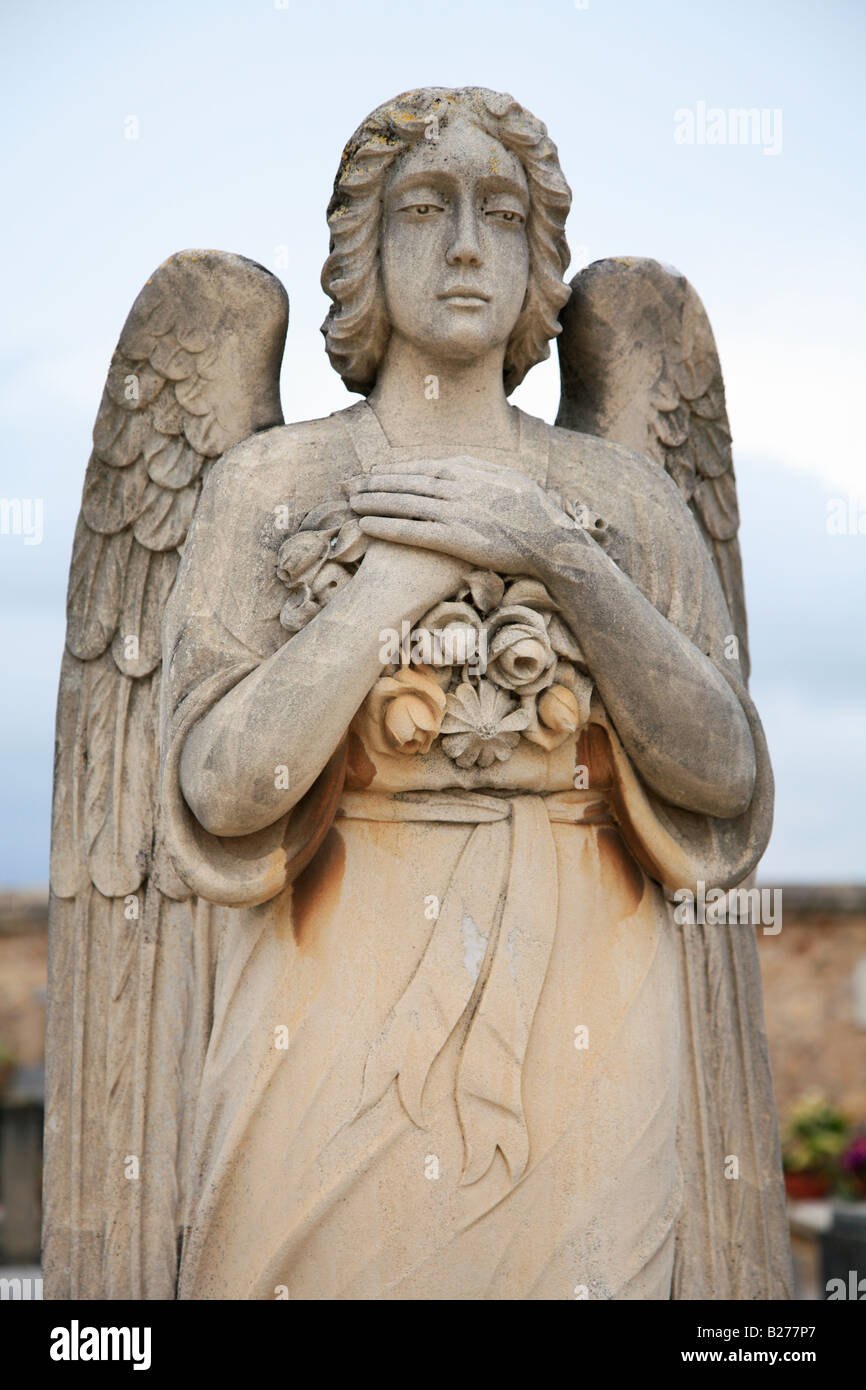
[44,250,288,1299]
[556,257,792,1297]
[556,256,749,678]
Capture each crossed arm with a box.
[349,455,756,820]
[179,536,467,837]
[180,452,755,840]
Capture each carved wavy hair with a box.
[321,87,573,396]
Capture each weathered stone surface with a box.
[45,87,792,1300]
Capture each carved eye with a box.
[484,207,525,225]
[399,202,444,217]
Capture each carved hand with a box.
[349,457,579,579]
[358,535,470,612]
[351,458,756,819]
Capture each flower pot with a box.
[785,1169,831,1200]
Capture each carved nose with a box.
[446,240,482,268]
[446,215,483,268]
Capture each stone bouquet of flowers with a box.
[277,498,593,768]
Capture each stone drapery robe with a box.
[159,402,791,1300]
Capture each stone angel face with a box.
[319,87,572,395]
[380,119,530,366]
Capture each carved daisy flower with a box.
[440,680,531,769]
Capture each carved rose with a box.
[560,494,610,546]
[276,505,366,634]
[273,520,589,765]
[363,664,446,756]
[440,680,530,769]
[485,604,556,694]
[499,577,584,666]
[520,674,594,750]
[538,684,581,733]
[456,569,505,614]
[411,600,484,669]
[500,577,559,613]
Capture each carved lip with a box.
[437,287,491,304]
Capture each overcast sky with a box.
[1,0,863,884]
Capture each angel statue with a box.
[44,87,793,1300]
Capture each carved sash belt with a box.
[337,787,615,1189]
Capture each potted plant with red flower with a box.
[782,1091,850,1200]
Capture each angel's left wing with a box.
[44,250,288,1298]
[556,256,750,678]
[554,257,792,1298]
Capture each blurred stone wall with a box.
[757,886,866,1125]
[0,894,47,1072]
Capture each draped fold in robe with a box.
[158,402,792,1300]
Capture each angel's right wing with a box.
[44,251,288,1298]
